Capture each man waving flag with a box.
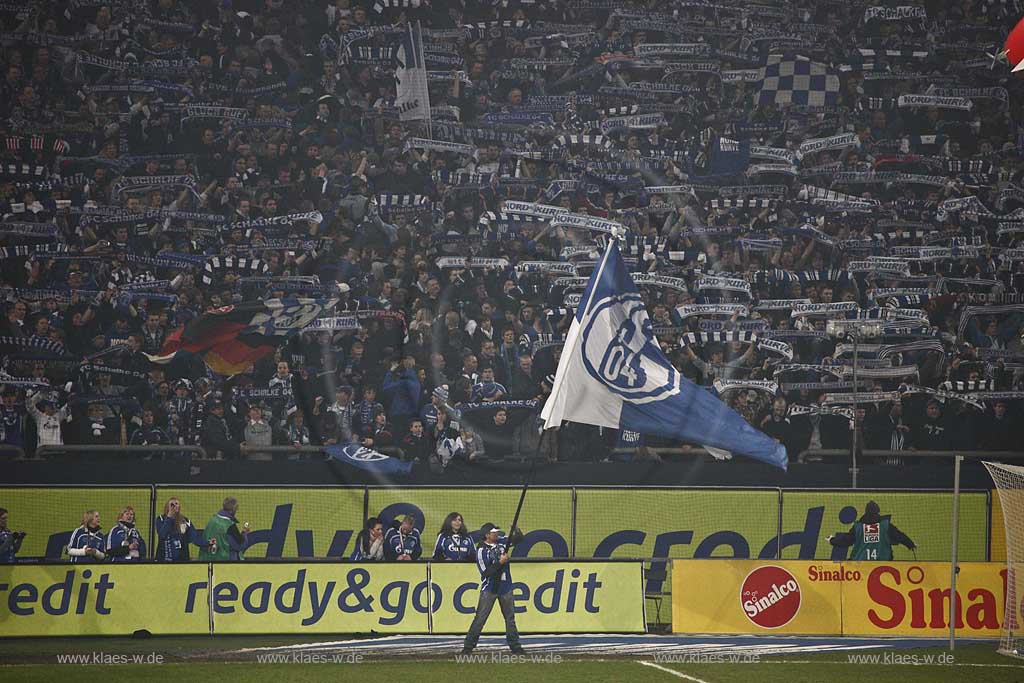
[540,239,787,470]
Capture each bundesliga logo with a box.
[740,565,801,628]
[863,523,881,544]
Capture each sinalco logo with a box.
[740,565,801,628]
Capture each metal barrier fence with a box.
[0,444,25,458]
[0,482,994,565]
[36,444,206,458]
[24,443,1024,466]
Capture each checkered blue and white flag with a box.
[755,54,840,108]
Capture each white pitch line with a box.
[636,660,710,682]
[761,660,1024,669]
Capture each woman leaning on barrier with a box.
[350,516,385,561]
[156,497,215,562]
[106,505,146,562]
[433,512,476,561]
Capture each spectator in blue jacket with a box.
[382,355,421,436]
[965,314,1024,350]
[461,523,525,655]
[67,510,105,563]
[470,365,508,403]
[433,512,475,561]
[384,514,422,561]
[129,407,170,446]
[106,506,146,562]
[155,497,214,562]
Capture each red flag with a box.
[1005,16,1024,71]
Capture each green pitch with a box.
[0,637,1021,682]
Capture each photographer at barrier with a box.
[155,497,215,562]
[827,500,917,561]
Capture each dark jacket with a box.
[201,413,240,458]
[401,432,433,463]
[981,414,1016,451]
[911,415,952,451]
[828,509,916,551]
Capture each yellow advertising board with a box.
[842,561,1008,637]
[988,490,1022,563]
[672,559,1011,638]
[672,560,842,634]
[0,487,152,560]
[0,561,644,637]
[210,561,644,635]
[208,563,430,634]
[366,488,573,557]
[429,561,645,633]
[155,487,366,559]
[0,564,209,636]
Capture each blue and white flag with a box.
[395,21,430,122]
[756,54,839,108]
[325,444,413,475]
[540,242,788,470]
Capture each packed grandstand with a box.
[0,0,1022,470]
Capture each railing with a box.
[0,443,25,458]
[618,447,1024,460]
[29,444,523,463]
[614,447,1024,488]
[36,444,206,458]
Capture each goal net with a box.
[984,461,1024,658]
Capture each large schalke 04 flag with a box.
[540,241,788,470]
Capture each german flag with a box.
[149,298,336,375]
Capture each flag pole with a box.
[508,455,537,544]
[527,232,620,541]
[417,20,432,140]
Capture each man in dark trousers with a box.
[827,500,916,560]
[461,523,525,655]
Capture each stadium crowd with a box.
[0,0,1023,469]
